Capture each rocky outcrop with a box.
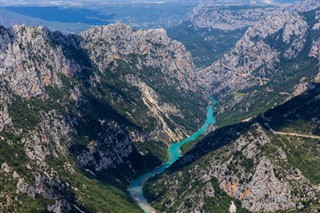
[76,121,134,172]
[191,6,275,31]
[0,25,79,98]
[80,24,197,92]
[194,1,320,124]
[23,111,71,168]
[146,123,319,212]
[0,23,203,212]
[198,10,309,96]
[290,0,320,12]
[145,84,320,212]
[0,90,11,132]
[125,74,187,142]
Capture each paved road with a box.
[273,131,320,139]
[261,113,320,139]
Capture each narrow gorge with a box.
[0,23,206,212]
[128,98,216,213]
[1,0,320,212]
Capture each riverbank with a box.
[128,100,216,213]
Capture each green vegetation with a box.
[8,85,69,131]
[180,134,204,155]
[134,140,168,163]
[144,164,249,213]
[214,8,320,127]
[278,135,320,184]
[47,155,143,213]
[9,96,41,131]
[0,133,29,176]
[0,132,54,212]
[259,83,320,134]
[167,22,246,68]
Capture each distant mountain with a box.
[143,1,320,212]
[1,0,320,212]
[191,6,276,31]
[196,0,320,126]
[0,2,197,32]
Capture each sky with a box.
[1,0,183,3]
[0,0,302,6]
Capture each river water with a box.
[128,99,216,213]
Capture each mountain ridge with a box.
[194,1,320,126]
[0,23,206,212]
[144,83,320,212]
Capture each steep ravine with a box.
[196,1,320,126]
[129,98,216,213]
[144,83,320,212]
[0,23,206,212]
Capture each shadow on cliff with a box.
[49,32,166,187]
[169,82,320,173]
[256,82,320,135]
[168,121,254,173]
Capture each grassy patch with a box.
[278,135,320,184]
[180,134,204,155]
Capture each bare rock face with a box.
[0,89,11,132]
[146,123,319,212]
[191,6,275,31]
[198,10,309,97]
[291,82,309,98]
[1,163,11,173]
[240,157,295,212]
[23,111,72,168]
[76,121,134,172]
[0,25,80,98]
[80,23,197,92]
[290,0,320,12]
[125,74,187,142]
[0,23,203,211]
[205,124,304,212]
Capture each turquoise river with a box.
[128,98,217,213]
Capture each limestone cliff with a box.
[0,23,204,212]
[145,83,320,212]
[196,1,320,124]
[198,10,309,95]
[191,6,275,31]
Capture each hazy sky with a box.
[0,0,302,6]
[1,0,188,3]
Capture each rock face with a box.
[199,9,309,95]
[0,23,204,212]
[291,0,320,12]
[145,84,320,212]
[191,6,275,31]
[80,24,197,92]
[146,125,309,212]
[194,1,320,124]
[0,25,78,97]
